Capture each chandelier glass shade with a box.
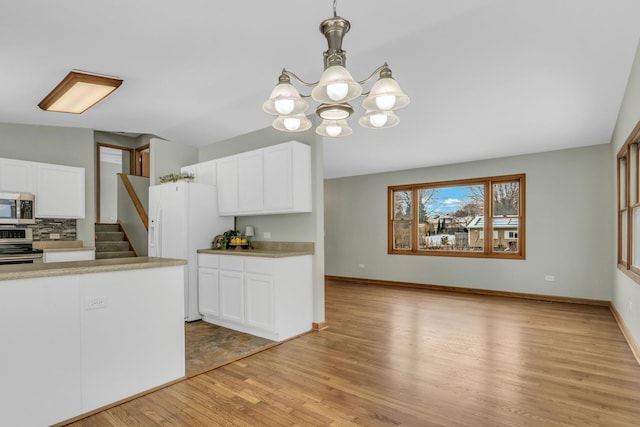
[263,3,409,138]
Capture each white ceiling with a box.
[2,0,640,178]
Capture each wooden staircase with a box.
[95,223,136,259]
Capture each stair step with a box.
[95,241,130,252]
[95,231,125,241]
[95,251,136,260]
[94,223,138,260]
[95,223,121,233]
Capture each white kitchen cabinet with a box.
[43,249,95,263]
[245,273,274,331]
[0,157,36,193]
[219,255,244,323]
[263,141,311,213]
[198,253,219,317]
[238,149,263,213]
[198,253,312,341]
[214,141,312,216]
[181,159,217,186]
[216,155,239,215]
[36,163,85,218]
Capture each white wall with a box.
[325,144,613,301]
[611,41,640,347]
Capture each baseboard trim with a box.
[325,275,610,306]
[313,321,328,331]
[609,303,640,366]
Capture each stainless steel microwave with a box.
[0,192,36,224]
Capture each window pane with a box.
[492,182,520,216]
[393,221,412,250]
[492,217,519,252]
[418,185,484,252]
[393,191,412,220]
[631,145,638,205]
[622,210,628,264]
[632,208,640,268]
[620,156,627,209]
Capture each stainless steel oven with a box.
[0,227,43,264]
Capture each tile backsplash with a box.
[28,218,77,241]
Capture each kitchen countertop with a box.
[198,241,314,258]
[32,240,95,252]
[0,257,186,281]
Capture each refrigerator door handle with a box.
[155,208,162,257]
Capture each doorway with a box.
[135,145,150,178]
[97,144,134,223]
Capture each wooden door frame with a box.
[135,144,150,177]
[96,143,134,224]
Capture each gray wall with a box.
[197,124,327,324]
[325,144,613,301]
[611,41,640,347]
[0,123,96,246]
[117,175,149,256]
[150,137,198,186]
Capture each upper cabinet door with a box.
[0,158,36,194]
[216,156,239,216]
[238,150,263,213]
[181,160,217,186]
[196,160,217,186]
[263,141,311,213]
[36,163,85,218]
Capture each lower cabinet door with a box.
[245,272,274,332]
[198,267,219,317]
[219,270,244,323]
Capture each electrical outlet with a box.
[50,233,60,239]
[358,263,365,268]
[544,275,555,282]
[87,296,107,310]
[630,300,634,311]
[263,232,271,238]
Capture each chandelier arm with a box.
[356,64,388,87]
[283,69,319,88]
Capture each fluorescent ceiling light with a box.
[38,70,123,114]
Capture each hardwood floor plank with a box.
[64,280,640,427]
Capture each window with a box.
[617,120,640,284]
[389,174,525,259]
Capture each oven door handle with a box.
[0,254,42,262]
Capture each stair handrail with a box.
[118,173,148,231]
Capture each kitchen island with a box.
[197,242,313,342]
[0,257,187,426]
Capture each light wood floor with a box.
[65,279,640,426]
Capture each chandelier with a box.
[262,1,410,138]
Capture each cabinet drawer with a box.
[219,255,243,271]
[198,254,219,268]
[244,257,274,275]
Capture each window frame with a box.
[617,119,640,284]
[388,174,525,259]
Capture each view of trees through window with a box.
[389,174,525,259]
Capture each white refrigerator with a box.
[148,181,233,321]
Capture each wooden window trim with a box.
[617,119,640,285]
[388,174,525,260]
